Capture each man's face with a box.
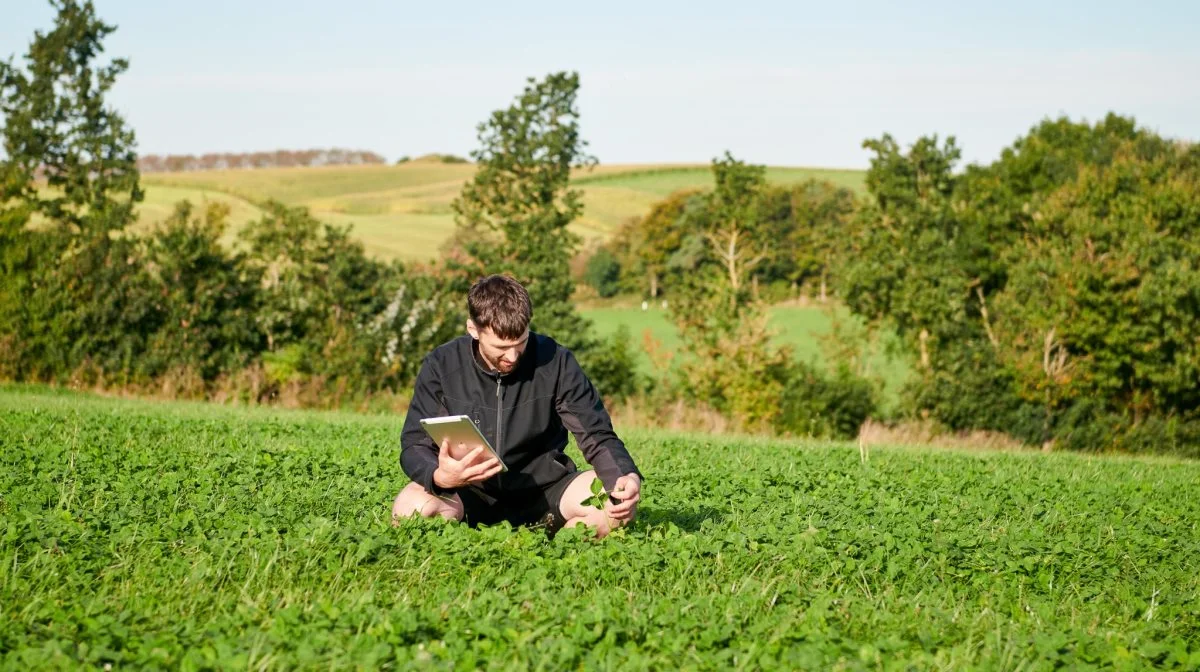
[467,321,529,374]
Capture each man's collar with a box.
[470,338,496,375]
[469,333,534,378]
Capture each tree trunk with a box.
[649,271,658,299]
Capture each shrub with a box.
[577,325,643,402]
[778,362,878,439]
[140,201,261,381]
[583,248,621,298]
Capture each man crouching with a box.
[392,274,642,538]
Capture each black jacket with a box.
[400,333,641,496]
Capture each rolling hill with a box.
[138,162,866,260]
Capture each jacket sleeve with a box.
[400,355,453,495]
[554,348,643,492]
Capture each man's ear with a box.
[466,319,479,340]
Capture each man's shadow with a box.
[636,504,726,532]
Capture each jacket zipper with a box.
[495,375,503,458]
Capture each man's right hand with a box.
[433,437,503,489]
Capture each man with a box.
[392,274,642,538]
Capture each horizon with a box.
[4,0,1199,169]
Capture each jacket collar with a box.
[467,333,536,380]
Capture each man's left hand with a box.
[606,473,641,523]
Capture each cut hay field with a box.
[2,386,1197,669]
[138,163,866,261]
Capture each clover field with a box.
[1,386,1197,670]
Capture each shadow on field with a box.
[638,505,726,532]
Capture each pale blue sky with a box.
[5,0,1198,168]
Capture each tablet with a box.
[419,414,509,472]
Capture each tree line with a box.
[584,116,1200,456]
[0,4,639,413]
[138,149,388,173]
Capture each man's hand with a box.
[432,437,502,489]
[605,473,641,523]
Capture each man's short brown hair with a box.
[468,274,532,339]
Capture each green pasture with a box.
[582,304,910,407]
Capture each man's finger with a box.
[612,485,639,501]
[459,445,484,465]
[462,457,499,479]
[607,498,637,516]
[439,437,451,457]
[607,505,636,521]
[467,461,504,483]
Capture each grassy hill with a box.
[4,385,1196,668]
[138,163,866,261]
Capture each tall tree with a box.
[610,188,702,298]
[0,0,148,384]
[450,71,596,348]
[705,152,768,305]
[0,0,142,235]
[668,153,795,430]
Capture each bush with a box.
[777,362,877,439]
[577,325,643,402]
[583,248,621,298]
[140,201,261,381]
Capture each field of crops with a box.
[137,163,866,260]
[2,385,1197,669]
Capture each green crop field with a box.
[583,304,911,407]
[3,386,1197,669]
[137,163,866,261]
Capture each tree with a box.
[583,247,621,298]
[140,202,261,380]
[705,152,768,306]
[785,180,858,301]
[840,134,968,370]
[0,0,152,385]
[667,153,792,430]
[843,115,1200,454]
[451,72,597,347]
[449,72,640,400]
[237,201,390,355]
[0,0,142,235]
[610,188,703,298]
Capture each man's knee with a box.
[565,508,624,538]
[391,483,463,524]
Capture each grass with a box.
[582,303,911,408]
[137,163,866,261]
[2,385,1197,669]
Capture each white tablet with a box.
[419,414,508,472]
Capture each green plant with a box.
[579,476,608,509]
[3,385,1198,668]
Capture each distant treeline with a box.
[137,148,387,173]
